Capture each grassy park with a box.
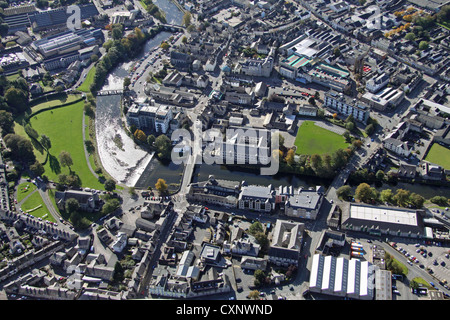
[20,190,56,222]
[27,100,105,189]
[424,143,450,169]
[16,182,37,203]
[294,121,349,155]
[77,66,96,93]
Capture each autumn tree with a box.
[155,178,168,194]
[285,149,295,165]
[134,129,147,143]
[355,183,376,203]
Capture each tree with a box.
[380,189,394,203]
[248,290,260,300]
[405,32,416,41]
[430,196,448,206]
[310,154,322,170]
[3,133,35,164]
[155,178,168,194]
[352,139,363,149]
[113,261,124,282]
[376,170,385,181]
[65,198,80,214]
[345,122,354,131]
[285,149,295,165]
[59,151,73,172]
[254,269,265,287]
[85,140,95,154]
[104,179,116,192]
[102,198,120,214]
[154,134,172,160]
[249,221,264,235]
[4,87,28,113]
[336,185,352,200]
[332,113,338,119]
[40,134,51,151]
[0,110,14,135]
[147,134,156,146]
[355,183,376,203]
[30,160,45,177]
[393,189,410,207]
[409,193,425,208]
[134,129,147,142]
[123,77,131,90]
[333,47,341,57]
[182,12,192,27]
[418,41,429,50]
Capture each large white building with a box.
[126,101,173,134]
[324,91,370,123]
[341,203,425,238]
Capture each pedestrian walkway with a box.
[313,120,347,135]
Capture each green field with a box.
[294,121,349,155]
[20,190,56,222]
[28,100,105,189]
[77,66,96,92]
[16,182,37,203]
[424,143,450,169]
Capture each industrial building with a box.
[309,254,375,300]
[341,203,426,238]
[31,29,103,59]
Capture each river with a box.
[95,0,184,187]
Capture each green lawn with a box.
[77,66,96,93]
[28,100,105,189]
[294,121,349,155]
[16,182,37,203]
[424,143,450,169]
[20,190,56,222]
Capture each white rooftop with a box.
[350,205,418,227]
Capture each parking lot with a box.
[391,239,450,289]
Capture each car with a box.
[441,261,446,267]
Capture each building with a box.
[309,254,375,300]
[366,73,390,93]
[280,187,324,220]
[126,101,173,134]
[238,184,274,212]
[383,138,410,157]
[268,220,305,267]
[361,87,405,111]
[211,131,271,165]
[341,203,425,238]
[31,29,103,59]
[324,91,370,123]
[186,176,240,208]
[111,232,127,253]
[237,52,274,78]
[420,161,445,181]
[54,190,102,213]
